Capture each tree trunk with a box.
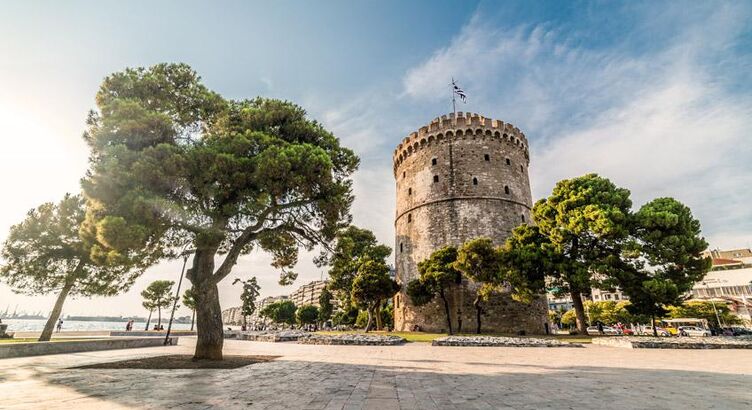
[474,296,482,334]
[652,314,657,337]
[364,307,373,332]
[455,285,463,333]
[374,300,383,331]
[157,306,162,329]
[145,310,152,331]
[39,282,73,342]
[571,291,588,334]
[439,289,453,335]
[190,310,195,331]
[194,281,224,360]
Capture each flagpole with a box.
[451,77,456,124]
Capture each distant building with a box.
[590,287,629,302]
[289,280,328,308]
[703,248,752,269]
[690,251,752,322]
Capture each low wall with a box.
[592,336,752,349]
[0,337,179,359]
[110,331,196,337]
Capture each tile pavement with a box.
[0,337,750,409]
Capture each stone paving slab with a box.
[0,338,750,409]
[592,336,752,349]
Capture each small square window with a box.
[408,187,412,195]
[472,177,478,185]
[506,158,511,165]
[484,154,490,161]
[431,158,437,166]
[504,186,510,195]
[433,175,439,183]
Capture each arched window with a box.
[408,187,412,195]
[505,185,510,194]
[407,213,412,223]
[431,158,437,166]
[433,175,439,183]
[472,177,478,186]
[506,158,511,166]
[484,154,490,161]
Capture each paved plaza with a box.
[0,338,750,409]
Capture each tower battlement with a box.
[393,112,529,176]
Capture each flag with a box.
[452,79,467,103]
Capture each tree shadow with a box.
[13,357,751,409]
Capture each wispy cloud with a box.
[401,3,752,248]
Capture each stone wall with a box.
[0,337,179,359]
[393,112,546,334]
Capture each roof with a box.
[693,268,752,288]
[713,258,743,266]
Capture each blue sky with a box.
[1,1,750,316]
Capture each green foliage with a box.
[318,286,334,322]
[455,238,500,301]
[667,301,742,327]
[619,198,710,321]
[182,288,198,310]
[380,303,394,330]
[354,310,369,328]
[406,279,434,306]
[141,280,177,312]
[498,224,551,303]
[296,304,319,325]
[351,260,400,310]
[232,277,261,317]
[316,226,391,304]
[533,174,632,296]
[561,309,577,326]
[332,305,359,326]
[1,194,144,297]
[260,300,297,325]
[584,301,634,324]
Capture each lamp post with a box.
[164,248,193,346]
[702,281,724,331]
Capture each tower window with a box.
[504,185,510,195]
[407,213,412,223]
[400,243,403,253]
[402,171,406,178]
[484,154,490,161]
[520,164,524,172]
[433,175,439,183]
[472,177,478,185]
[506,158,511,165]
[408,187,412,195]
[521,214,525,222]
[431,158,437,166]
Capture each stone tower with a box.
[392,112,547,334]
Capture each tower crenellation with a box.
[392,112,546,334]
[393,112,529,177]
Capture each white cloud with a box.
[402,4,752,248]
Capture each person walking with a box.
[56,319,63,332]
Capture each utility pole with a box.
[164,249,193,345]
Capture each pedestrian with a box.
[56,319,63,332]
[597,322,604,335]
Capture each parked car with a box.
[728,327,752,336]
[586,325,621,335]
[639,326,671,337]
[678,326,711,337]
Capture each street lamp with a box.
[702,281,724,331]
[164,248,194,346]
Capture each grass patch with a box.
[315,331,592,344]
[74,354,278,369]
